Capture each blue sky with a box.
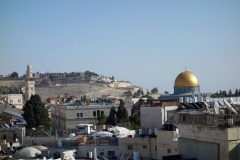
[0,0,240,93]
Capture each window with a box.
[167,149,171,153]
[101,111,104,115]
[93,111,96,117]
[183,115,186,122]
[10,100,13,103]
[143,145,147,149]
[77,113,79,117]
[97,110,100,116]
[175,149,177,152]
[127,145,133,150]
[100,152,104,156]
[80,113,83,117]
[108,151,115,156]
[18,99,21,103]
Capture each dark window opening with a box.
[167,149,171,153]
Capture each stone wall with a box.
[178,124,240,160]
[118,137,157,159]
[51,104,132,130]
[23,137,57,147]
[78,145,120,158]
[157,130,178,160]
[178,137,219,160]
[140,106,178,129]
[0,128,25,144]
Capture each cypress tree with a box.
[106,106,117,126]
[235,89,239,97]
[228,89,232,97]
[116,99,129,125]
[22,94,51,129]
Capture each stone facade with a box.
[119,137,157,159]
[178,123,240,160]
[1,94,23,109]
[157,130,178,160]
[51,104,132,130]
[24,65,35,101]
[0,128,25,144]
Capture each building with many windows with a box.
[50,102,132,130]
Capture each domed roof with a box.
[174,71,199,87]
[13,147,41,158]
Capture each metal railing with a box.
[179,113,240,127]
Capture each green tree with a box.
[228,89,232,97]
[235,89,239,97]
[97,114,108,125]
[82,95,88,102]
[106,106,117,126]
[10,72,18,78]
[22,94,51,129]
[151,87,158,94]
[129,103,140,126]
[164,91,169,95]
[124,90,132,96]
[116,99,129,125]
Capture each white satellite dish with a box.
[5,124,9,128]
[224,100,238,114]
[214,102,220,114]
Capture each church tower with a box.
[25,64,35,101]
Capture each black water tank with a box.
[54,152,60,159]
[13,134,17,141]
[168,124,173,131]
[164,124,169,130]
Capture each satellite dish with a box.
[214,102,220,114]
[5,124,9,128]
[224,100,238,114]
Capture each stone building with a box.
[0,128,25,144]
[178,113,240,160]
[51,102,132,130]
[24,64,35,101]
[1,94,23,109]
[140,99,178,129]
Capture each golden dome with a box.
[174,71,199,87]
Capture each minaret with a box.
[25,64,35,101]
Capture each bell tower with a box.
[25,64,35,101]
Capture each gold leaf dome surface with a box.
[174,71,199,87]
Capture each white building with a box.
[1,94,23,109]
[140,100,178,129]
